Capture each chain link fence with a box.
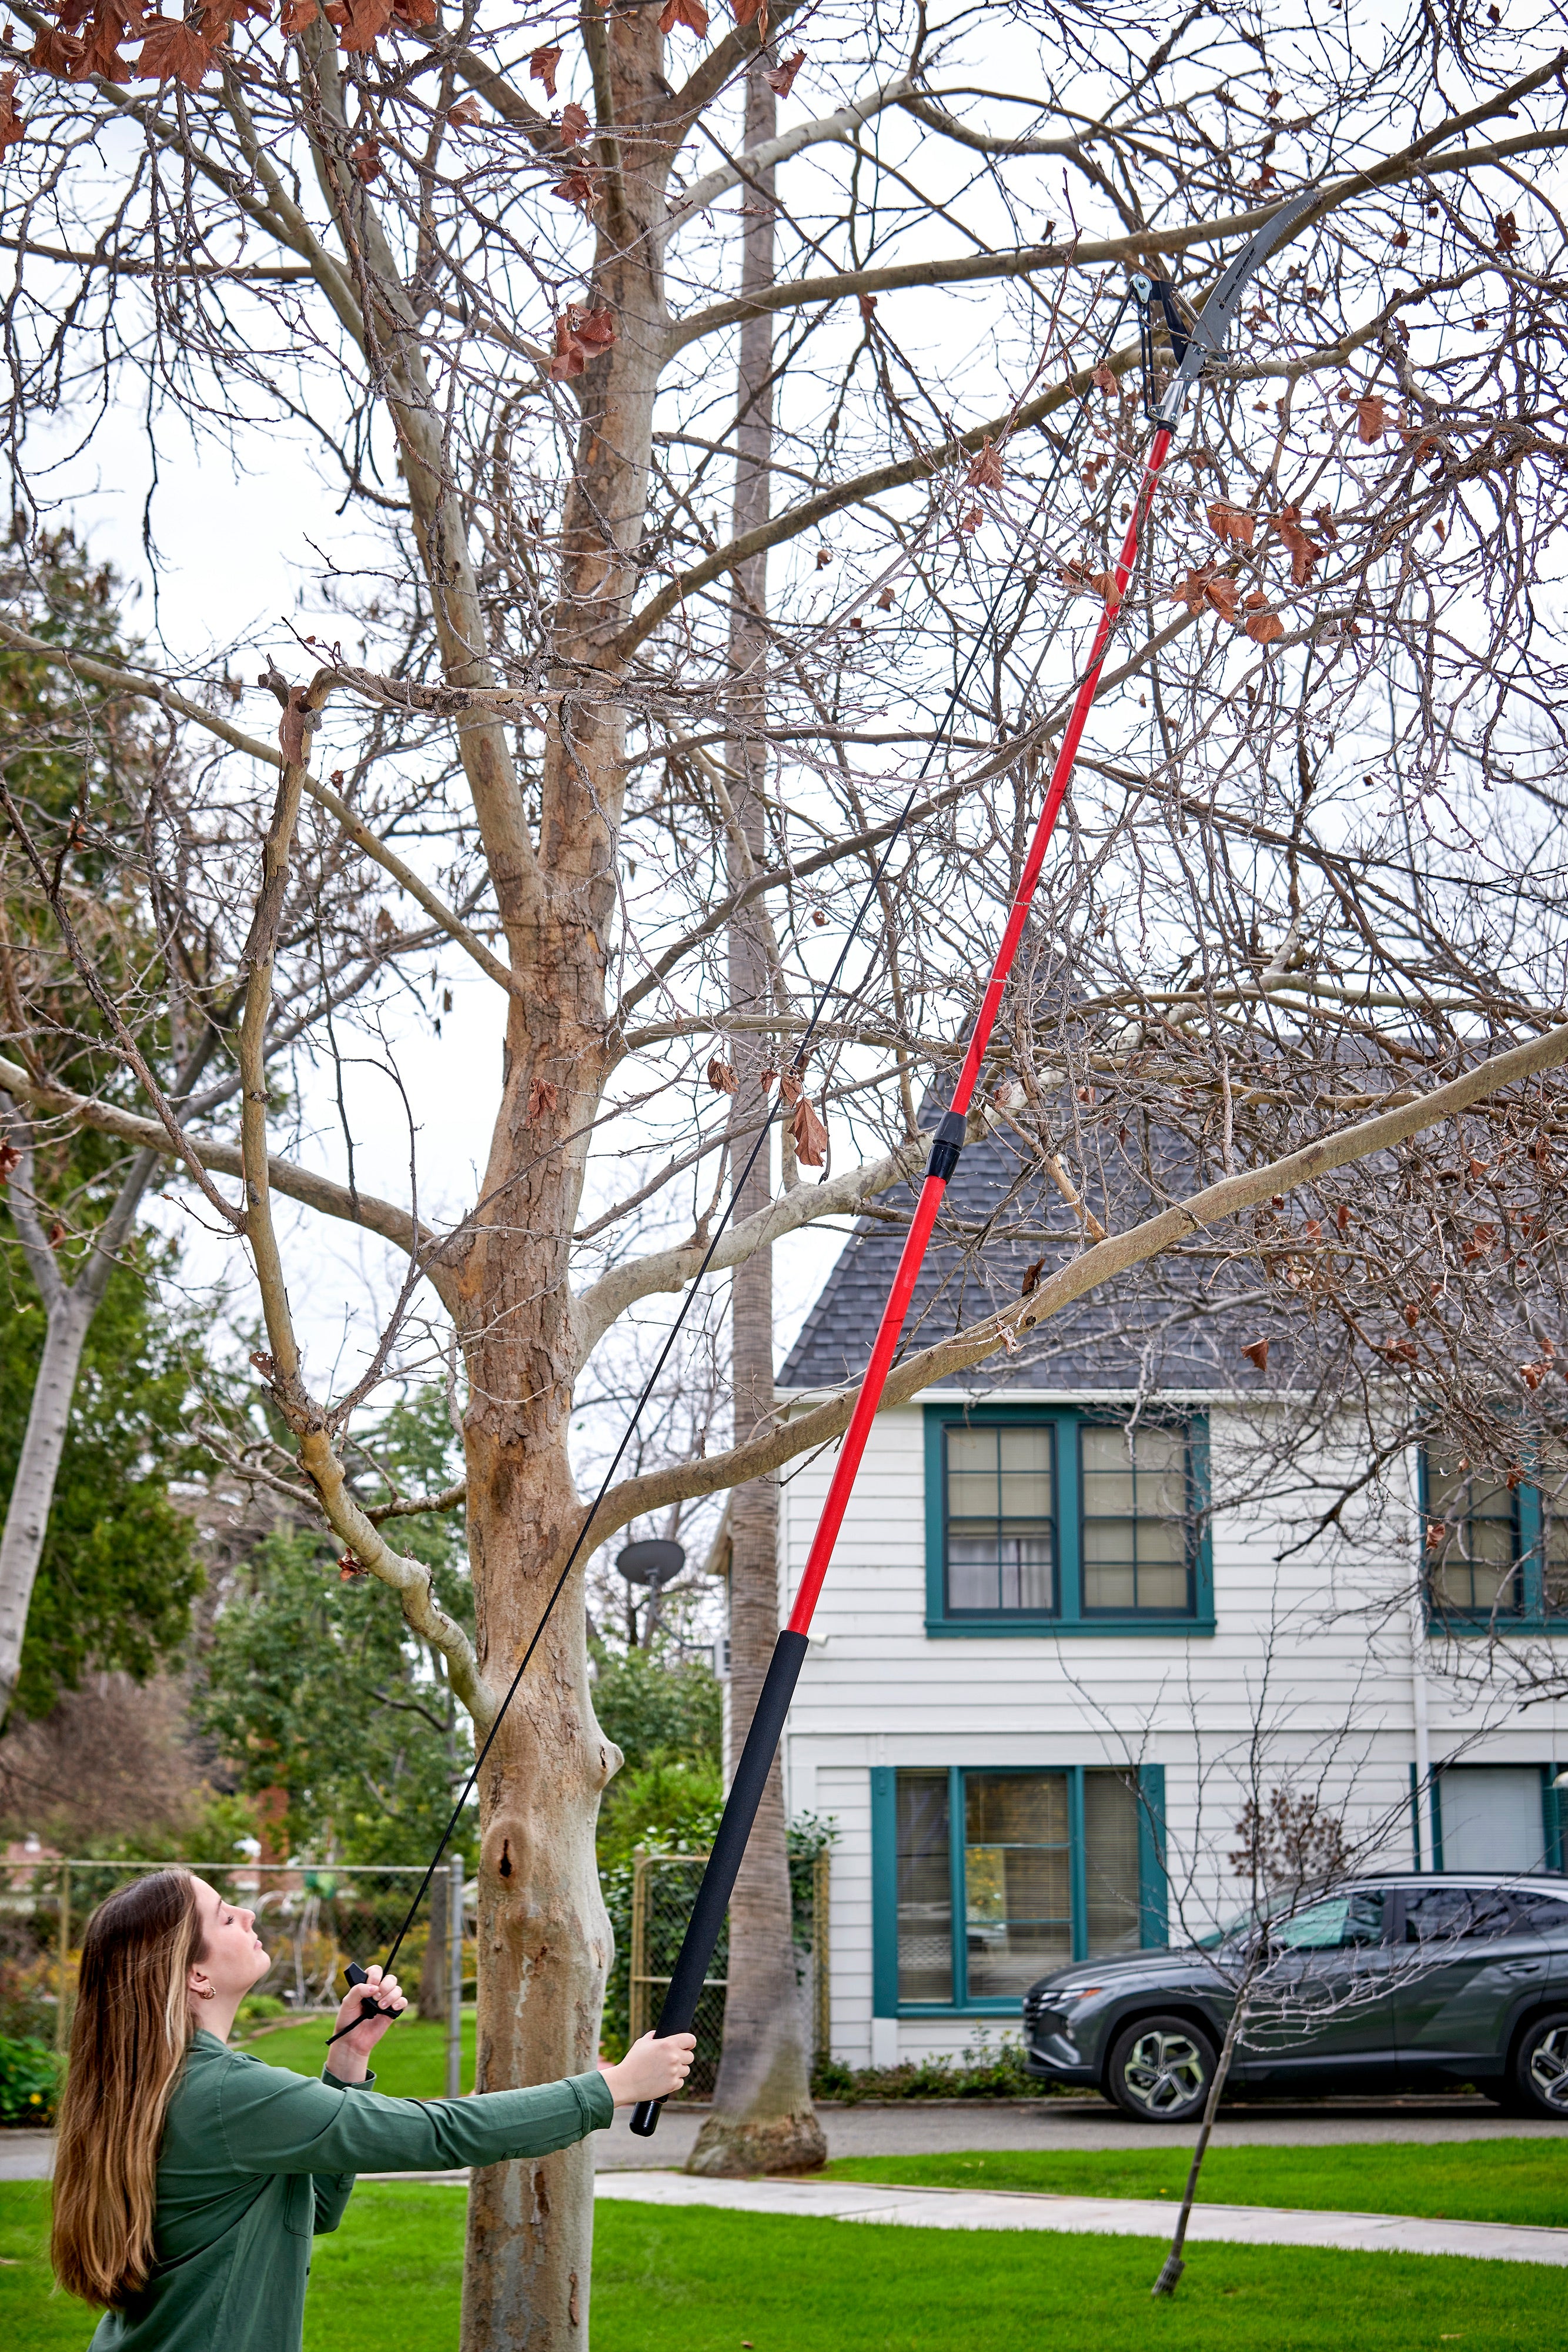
[0,1857,472,2053]
[627,1846,830,2099]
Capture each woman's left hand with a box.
[325,1966,407,2080]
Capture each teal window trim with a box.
[871,1762,1171,2020]
[1137,1762,1168,1946]
[1547,1766,1566,1875]
[924,1404,1214,1637]
[1418,1444,1568,1636]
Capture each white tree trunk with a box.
[0,1288,95,1717]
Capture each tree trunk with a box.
[454,14,683,2341]
[0,1287,95,1718]
[688,58,825,2183]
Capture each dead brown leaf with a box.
[0,70,24,152]
[1242,1338,1270,1371]
[1208,500,1256,547]
[967,439,1004,491]
[528,43,560,98]
[135,16,214,85]
[765,48,804,97]
[559,100,590,144]
[792,1094,828,1167]
[547,305,616,380]
[659,0,707,28]
[706,1056,736,1094]
[1272,505,1321,588]
[1355,395,1387,445]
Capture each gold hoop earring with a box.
[193,1985,216,2002]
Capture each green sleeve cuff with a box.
[573,2070,615,2132]
[320,2067,377,2091]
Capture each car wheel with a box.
[1511,2012,1568,2119]
[1105,2013,1218,2125]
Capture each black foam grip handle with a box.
[345,1962,369,1987]
[628,1628,810,2137]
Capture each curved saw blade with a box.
[1158,185,1321,422]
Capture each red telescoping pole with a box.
[628,422,1175,2133]
[784,423,1174,1638]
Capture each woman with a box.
[51,1869,693,2349]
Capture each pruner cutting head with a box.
[1134,184,1321,430]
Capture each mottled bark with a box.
[688,61,824,2182]
[448,12,683,2339]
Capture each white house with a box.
[770,1126,1568,2072]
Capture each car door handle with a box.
[1503,1960,1546,1976]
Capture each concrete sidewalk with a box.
[591,2166,1568,2267]
[596,2094,1568,2167]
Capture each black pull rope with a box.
[325,311,1125,2047]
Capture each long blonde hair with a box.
[51,1869,203,2310]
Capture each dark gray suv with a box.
[1022,1875,1568,2124]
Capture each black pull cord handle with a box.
[323,1959,402,2049]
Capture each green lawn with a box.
[4,2181,1562,2351]
[825,2141,1568,2230]
[237,2013,476,2099]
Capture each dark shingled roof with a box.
[780,1118,1266,1395]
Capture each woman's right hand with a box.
[598,2029,696,2107]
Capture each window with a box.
[1404,1886,1517,1943]
[1081,1424,1193,1614]
[1272,1891,1385,1950]
[1419,1449,1568,1631]
[963,1772,1074,1997]
[1423,1455,1520,1616]
[875,1763,1168,2014]
[925,1406,1212,1635]
[944,1424,1055,1615]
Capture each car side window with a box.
[1404,1887,1516,1942]
[1272,1891,1385,1950]
[1513,1892,1568,1933]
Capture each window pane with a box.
[1134,1564,1191,1611]
[1084,1770,1140,1952]
[1084,1564,1137,1610]
[944,1424,1055,1614]
[964,1772,1071,1996]
[1081,1423,1193,1614]
[896,1770,952,2001]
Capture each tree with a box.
[690,49,824,2180]
[0,1236,202,1719]
[0,532,219,1725]
[7,5,1568,2340]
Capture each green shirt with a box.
[88,2029,613,2352]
